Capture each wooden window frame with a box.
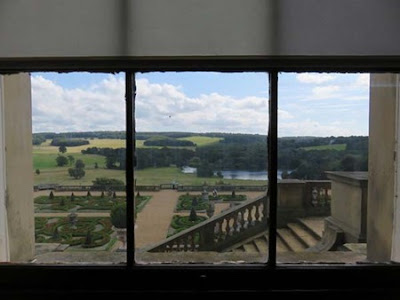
[0,57,400,297]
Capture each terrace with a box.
[31,172,368,265]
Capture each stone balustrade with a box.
[147,193,268,253]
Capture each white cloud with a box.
[32,75,270,135]
[355,74,370,87]
[278,109,294,120]
[279,119,365,137]
[135,79,269,134]
[296,73,336,84]
[32,75,125,133]
[311,85,340,99]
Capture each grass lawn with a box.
[34,168,126,185]
[33,137,266,187]
[302,144,346,151]
[177,136,223,147]
[34,153,106,170]
[33,139,126,154]
[134,167,266,186]
[34,165,267,186]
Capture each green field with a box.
[34,166,266,186]
[135,136,222,149]
[33,136,266,187]
[34,153,106,170]
[33,139,126,154]
[302,144,346,151]
[177,136,222,147]
[134,167,265,186]
[34,168,126,185]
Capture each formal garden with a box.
[175,192,247,212]
[167,213,207,238]
[35,216,116,250]
[34,191,151,213]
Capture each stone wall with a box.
[3,74,35,262]
[368,74,397,262]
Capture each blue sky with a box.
[32,72,369,136]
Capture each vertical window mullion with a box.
[125,71,136,267]
[268,71,278,266]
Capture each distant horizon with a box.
[32,129,368,138]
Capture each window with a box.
[0,62,399,297]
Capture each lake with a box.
[181,166,284,180]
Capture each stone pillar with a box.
[277,179,306,227]
[368,74,397,262]
[0,76,9,261]
[2,74,35,262]
[325,171,368,243]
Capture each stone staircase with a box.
[229,217,325,253]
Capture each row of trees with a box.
[278,136,368,180]
[143,136,195,147]
[55,155,86,179]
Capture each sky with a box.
[31,71,369,137]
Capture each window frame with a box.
[0,57,400,297]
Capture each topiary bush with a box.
[169,215,207,236]
[110,203,126,228]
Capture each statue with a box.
[202,189,209,202]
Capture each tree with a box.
[68,159,86,179]
[68,167,85,179]
[92,177,124,189]
[94,162,98,169]
[110,203,126,228]
[56,155,68,167]
[75,159,85,169]
[59,145,67,153]
[189,206,198,221]
[49,191,54,199]
[67,155,75,166]
[197,160,214,177]
[84,230,93,246]
[35,169,40,175]
[341,155,356,171]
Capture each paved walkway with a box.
[135,190,179,249]
[34,190,264,251]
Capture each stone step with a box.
[253,236,268,253]
[243,243,258,253]
[277,228,306,252]
[287,222,319,248]
[276,235,290,252]
[298,217,324,240]
[233,247,245,253]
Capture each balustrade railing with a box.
[147,193,268,252]
[177,185,267,192]
[303,180,331,214]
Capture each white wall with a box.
[3,74,34,262]
[0,76,9,262]
[0,0,400,58]
[393,75,400,262]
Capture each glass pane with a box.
[134,72,269,264]
[29,72,126,264]
[277,72,370,264]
